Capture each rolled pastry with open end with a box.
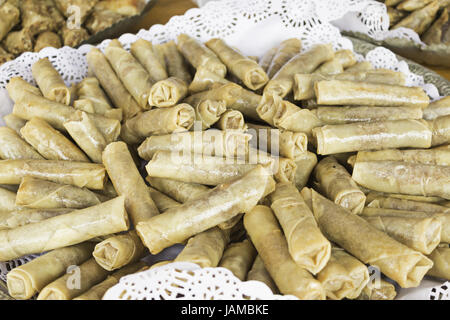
[312,106,423,125]
[244,205,325,300]
[264,44,334,98]
[63,111,107,163]
[177,34,227,77]
[316,248,369,300]
[148,187,181,212]
[138,130,250,160]
[0,127,43,160]
[86,48,141,120]
[103,142,159,226]
[354,148,450,166]
[189,66,230,93]
[313,119,432,155]
[0,208,73,230]
[333,49,357,68]
[246,255,278,293]
[426,115,450,147]
[392,1,440,35]
[137,165,275,254]
[269,182,331,274]
[3,29,33,56]
[93,230,146,272]
[357,279,397,300]
[148,77,188,108]
[37,258,110,300]
[314,156,366,214]
[205,38,269,90]
[20,118,89,162]
[6,77,41,102]
[309,189,433,288]
[160,40,192,84]
[15,177,103,209]
[175,227,230,268]
[6,243,95,300]
[31,58,71,105]
[266,38,302,78]
[315,80,430,108]
[423,96,450,120]
[3,114,27,134]
[74,77,122,121]
[345,61,373,72]
[218,239,257,281]
[194,99,227,130]
[427,246,450,280]
[130,39,168,83]
[121,103,195,144]
[0,196,129,261]
[215,110,247,131]
[0,186,17,212]
[363,215,442,255]
[0,2,20,41]
[352,160,450,200]
[0,159,106,190]
[294,151,317,190]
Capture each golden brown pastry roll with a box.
[258,46,278,72]
[3,114,26,134]
[423,7,448,45]
[130,39,168,83]
[136,165,275,254]
[86,47,141,120]
[206,38,269,90]
[0,208,73,230]
[6,242,95,300]
[316,248,369,300]
[266,38,302,78]
[0,196,129,261]
[20,0,55,35]
[246,255,278,293]
[0,159,105,189]
[93,230,146,271]
[215,110,247,131]
[0,2,20,42]
[60,25,89,47]
[159,40,192,84]
[293,151,317,190]
[189,66,230,93]
[175,227,230,268]
[103,141,159,226]
[184,83,243,108]
[264,44,334,98]
[354,148,450,165]
[367,195,450,214]
[31,58,71,105]
[228,87,262,122]
[138,129,250,160]
[20,118,89,162]
[315,80,429,108]
[193,99,227,130]
[177,34,227,77]
[309,189,433,288]
[427,114,450,147]
[357,279,397,300]
[148,186,181,212]
[392,1,440,35]
[387,7,408,27]
[315,59,343,75]
[84,5,124,34]
[244,205,325,299]
[334,50,357,68]
[366,191,446,204]
[398,0,434,11]
[105,39,153,109]
[94,0,145,16]
[120,103,195,144]
[314,156,366,214]
[344,61,373,72]
[314,119,432,155]
[427,245,450,280]
[146,177,210,203]
[3,29,33,55]
[37,258,110,300]
[148,77,188,108]
[34,31,62,52]
[256,93,299,126]
[218,239,257,281]
[269,182,331,274]
[423,96,450,120]
[0,186,17,212]
[0,127,43,160]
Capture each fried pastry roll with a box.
[0,3,19,42]
[34,31,62,52]
[188,66,230,93]
[423,7,449,45]
[246,255,278,293]
[130,39,168,82]
[392,1,440,35]
[218,239,257,281]
[215,110,247,131]
[266,38,302,78]
[0,208,73,230]
[159,40,192,84]
[344,61,373,72]
[0,127,43,160]
[423,96,450,120]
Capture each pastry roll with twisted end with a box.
[316,248,369,300]
[105,40,154,109]
[352,160,450,200]
[189,66,230,93]
[246,255,279,294]
[392,1,440,35]
[6,77,41,102]
[315,80,429,108]
[160,41,192,84]
[0,3,20,41]
[313,119,432,155]
[86,48,141,120]
[427,246,450,280]
[205,38,269,90]
[0,208,73,230]
[3,115,26,134]
[363,215,442,255]
[31,58,71,105]
[93,231,147,272]
[310,190,434,288]
[427,115,450,147]
[273,100,323,137]
[15,177,103,209]
[269,182,331,274]
[294,151,317,190]
[314,157,366,214]
[264,44,334,98]
[130,39,168,83]
[218,239,257,281]
[177,34,227,77]
[6,243,95,300]
[120,103,195,144]
[136,165,275,254]
[148,77,188,108]
[175,227,230,268]
[0,127,43,160]
[215,110,247,131]
[20,118,89,162]
[423,96,450,120]
[0,196,129,261]
[357,279,397,300]
[0,159,106,189]
[103,142,159,226]
[194,99,227,130]
[266,38,302,78]
[37,258,110,300]
[244,205,325,300]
